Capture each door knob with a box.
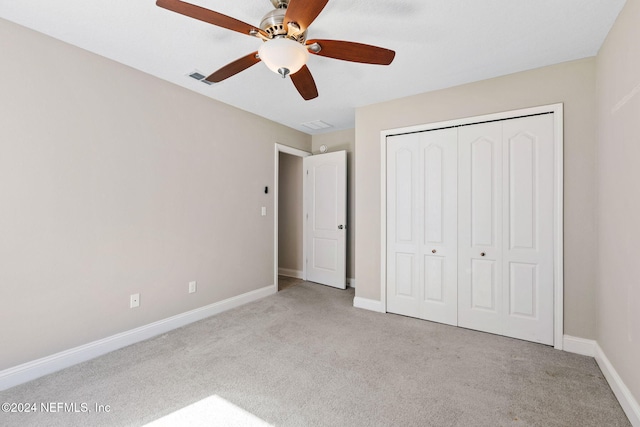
[338,225,344,230]
[480,252,486,257]
[432,249,437,254]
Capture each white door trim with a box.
[380,103,564,349]
[274,144,311,289]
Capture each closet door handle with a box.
[432,249,437,254]
[480,252,486,257]
[338,225,344,230]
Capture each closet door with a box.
[458,115,555,345]
[457,122,504,335]
[501,115,555,344]
[387,129,458,325]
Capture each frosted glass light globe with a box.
[259,38,309,78]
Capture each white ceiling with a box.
[0,0,626,134]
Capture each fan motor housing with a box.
[270,0,288,8]
[260,7,307,42]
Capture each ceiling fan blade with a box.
[290,65,318,100]
[306,39,396,65]
[156,0,266,38]
[205,52,261,83]
[284,0,329,33]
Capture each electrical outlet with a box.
[189,281,197,294]
[130,293,140,308]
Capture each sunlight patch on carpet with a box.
[145,395,273,427]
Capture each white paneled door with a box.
[386,113,557,345]
[458,114,555,344]
[457,122,505,335]
[387,129,458,325]
[304,151,347,289]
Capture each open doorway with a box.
[274,144,310,291]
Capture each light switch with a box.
[261,207,267,216]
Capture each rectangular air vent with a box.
[188,71,214,86]
[301,120,333,131]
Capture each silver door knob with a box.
[338,225,344,230]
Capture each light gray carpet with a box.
[277,275,303,292]
[0,281,631,426]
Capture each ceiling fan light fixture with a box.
[157,0,395,100]
[258,37,309,78]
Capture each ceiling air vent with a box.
[301,120,332,131]
[188,71,214,86]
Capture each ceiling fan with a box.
[156,0,396,100]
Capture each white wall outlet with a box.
[189,281,197,294]
[130,293,140,308]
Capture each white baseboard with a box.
[563,335,596,357]
[594,343,640,426]
[347,278,356,288]
[0,284,277,392]
[278,268,303,279]
[353,296,385,313]
[556,336,639,425]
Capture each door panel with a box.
[387,129,457,325]
[502,115,554,344]
[396,253,416,297]
[312,238,338,270]
[304,151,347,289]
[458,122,503,336]
[471,259,497,311]
[420,129,458,325]
[458,115,554,344]
[313,164,338,231]
[509,262,537,318]
[424,255,444,302]
[470,137,498,247]
[387,134,421,317]
[395,148,415,243]
[424,144,444,244]
[509,133,537,250]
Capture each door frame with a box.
[380,103,564,349]
[274,144,312,289]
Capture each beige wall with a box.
[595,0,640,405]
[0,18,311,370]
[312,129,356,281]
[278,152,304,273]
[355,58,598,339]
